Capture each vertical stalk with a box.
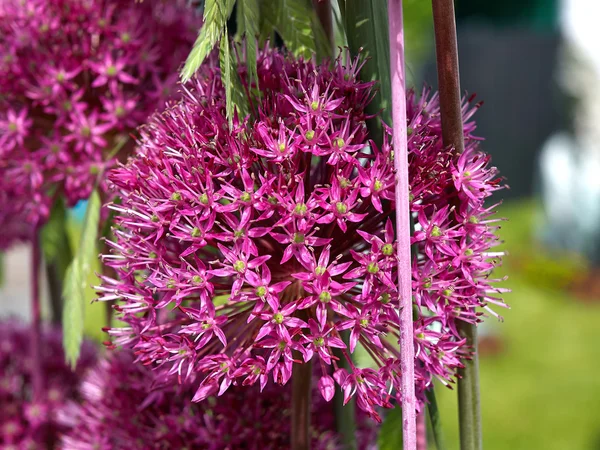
[417,411,427,450]
[388,1,417,449]
[30,232,43,401]
[291,360,313,450]
[333,333,357,450]
[457,322,481,450]
[431,1,482,449]
[313,0,334,48]
[425,386,447,450]
[45,261,63,325]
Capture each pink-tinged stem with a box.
[388,1,417,449]
[31,231,44,401]
[417,411,427,450]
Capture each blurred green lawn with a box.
[434,200,600,450]
[79,200,600,448]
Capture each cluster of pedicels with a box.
[0,320,97,449]
[98,47,507,421]
[0,0,200,248]
[60,350,377,449]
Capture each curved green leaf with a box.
[62,189,101,368]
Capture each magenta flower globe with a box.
[0,321,96,449]
[99,49,507,421]
[0,0,200,248]
[61,351,377,449]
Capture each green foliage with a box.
[260,0,327,60]
[41,197,73,280]
[236,0,260,89]
[220,30,250,121]
[377,407,403,450]
[62,190,101,368]
[181,0,235,82]
[340,0,391,144]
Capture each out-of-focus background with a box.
[1,0,599,448]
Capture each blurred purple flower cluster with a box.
[97,48,507,421]
[60,350,377,449]
[0,0,200,248]
[0,321,96,449]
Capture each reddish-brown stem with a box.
[30,232,44,401]
[291,359,313,450]
[312,0,334,50]
[432,1,481,449]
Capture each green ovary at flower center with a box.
[315,266,326,276]
[273,313,284,324]
[335,202,347,214]
[379,293,391,304]
[191,227,201,238]
[115,106,125,117]
[7,123,17,132]
[319,291,331,303]
[278,142,286,152]
[278,341,286,350]
[314,337,325,347]
[382,244,394,256]
[80,126,91,138]
[293,232,305,244]
[106,65,117,76]
[234,229,245,238]
[56,72,65,83]
[192,275,203,285]
[431,225,442,237]
[294,203,308,216]
[220,362,229,372]
[240,192,252,202]
[359,318,369,327]
[201,322,211,330]
[464,248,474,256]
[367,262,379,274]
[442,288,453,297]
[305,130,315,141]
[171,191,182,201]
[310,101,319,111]
[334,137,345,148]
[373,179,383,191]
[256,286,267,297]
[233,260,246,273]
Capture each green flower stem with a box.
[457,321,482,450]
[425,385,447,450]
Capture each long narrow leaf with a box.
[181,0,235,82]
[342,0,391,143]
[62,189,101,367]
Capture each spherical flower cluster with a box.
[0,320,96,449]
[98,49,507,421]
[61,350,377,449]
[0,0,200,248]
